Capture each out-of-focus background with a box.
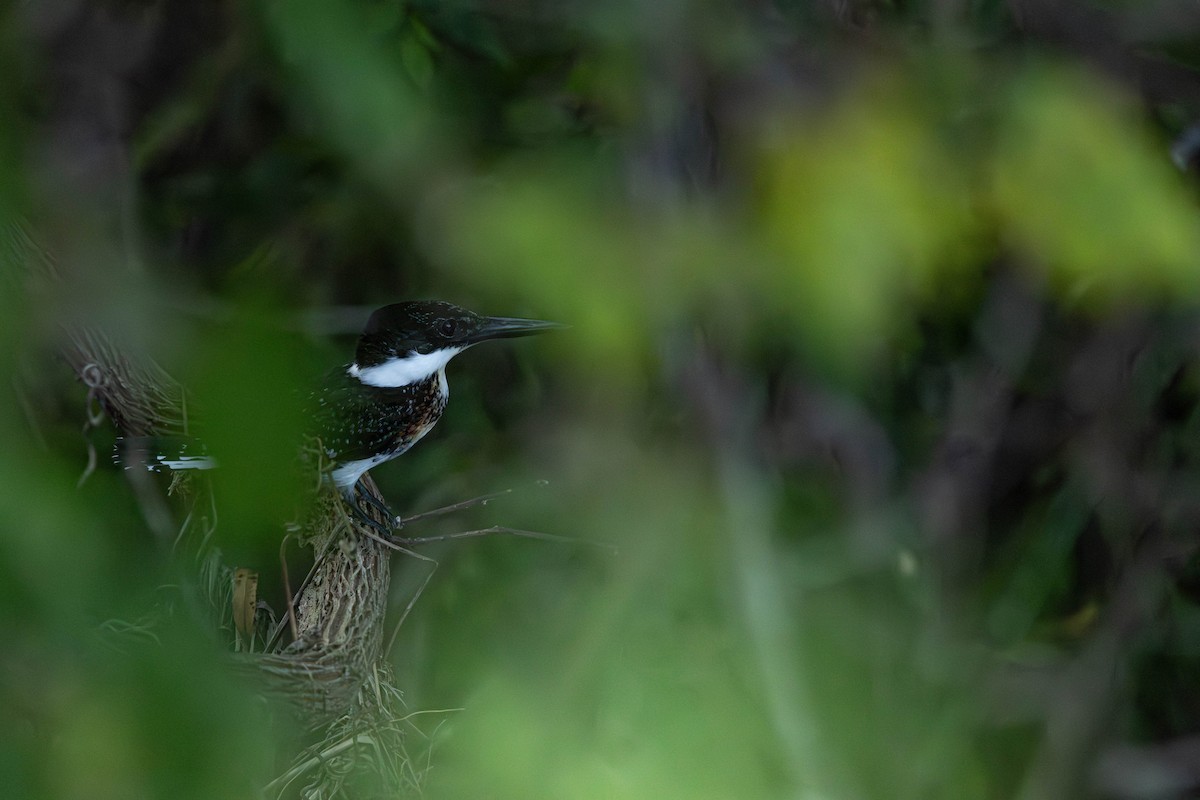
[6,1,1200,798]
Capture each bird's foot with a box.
[345,479,400,537]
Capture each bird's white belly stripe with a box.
[331,454,394,491]
[329,411,441,492]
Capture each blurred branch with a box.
[680,340,826,794]
[1093,735,1200,798]
[1015,527,1178,800]
[917,270,1045,586]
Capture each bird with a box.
[118,300,563,532]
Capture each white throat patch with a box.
[347,347,463,388]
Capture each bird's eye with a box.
[439,320,458,337]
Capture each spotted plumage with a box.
[118,300,563,532]
[311,365,449,492]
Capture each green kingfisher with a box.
[118,300,562,530]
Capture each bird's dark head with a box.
[349,300,563,388]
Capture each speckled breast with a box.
[395,379,446,451]
[372,372,448,457]
[311,367,452,472]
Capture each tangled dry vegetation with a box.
[13,221,422,797]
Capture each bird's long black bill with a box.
[470,316,566,343]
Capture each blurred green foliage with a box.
[6,0,1200,798]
